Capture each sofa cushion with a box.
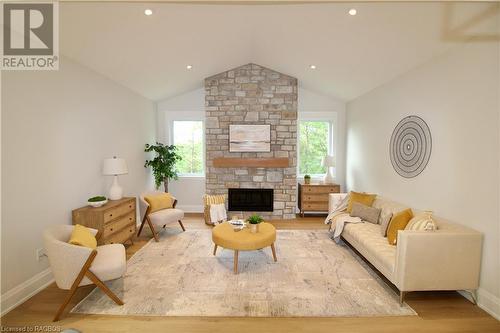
[343,222,396,277]
[149,208,184,226]
[387,209,413,245]
[372,197,409,237]
[347,191,377,213]
[350,202,381,224]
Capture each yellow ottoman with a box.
[212,222,277,274]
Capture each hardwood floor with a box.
[1,215,498,333]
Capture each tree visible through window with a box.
[173,121,204,175]
[299,121,330,175]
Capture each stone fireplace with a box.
[205,63,297,219]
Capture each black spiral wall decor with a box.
[390,116,432,178]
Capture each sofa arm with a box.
[395,230,482,292]
[328,193,348,214]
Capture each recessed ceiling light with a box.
[348,8,357,16]
[186,65,193,70]
[144,9,153,16]
[309,65,317,70]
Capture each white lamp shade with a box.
[321,155,335,167]
[102,157,128,175]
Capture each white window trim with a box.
[297,112,337,179]
[169,118,206,178]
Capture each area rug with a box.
[71,228,416,317]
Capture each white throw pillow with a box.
[405,211,437,231]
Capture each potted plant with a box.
[247,214,264,233]
[87,196,107,208]
[144,142,182,192]
[304,174,311,184]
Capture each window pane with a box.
[299,121,329,175]
[173,121,204,175]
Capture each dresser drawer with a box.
[103,200,135,223]
[301,193,329,202]
[104,224,135,245]
[302,202,329,211]
[302,185,340,194]
[104,211,135,236]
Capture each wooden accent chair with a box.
[138,191,185,242]
[43,225,126,321]
[203,194,227,225]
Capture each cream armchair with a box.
[138,191,185,242]
[43,225,126,321]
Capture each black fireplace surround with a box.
[228,188,274,212]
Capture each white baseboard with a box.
[459,288,500,320]
[0,268,54,316]
[177,204,203,213]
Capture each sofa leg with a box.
[466,289,478,305]
[399,291,406,306]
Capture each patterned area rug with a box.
[72,228,416,317]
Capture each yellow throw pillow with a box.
[347,191,377,213]
[68,224,97,249]
[144,193,174,213]
[387,209,414,245]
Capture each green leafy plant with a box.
[144,142,182,192]
[304,174,311,180]
[88,196,106,202]
[304,174,311,184]
[246,214,264,225]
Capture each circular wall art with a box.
[390,115,432,178]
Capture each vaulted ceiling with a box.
[60,2,499,102]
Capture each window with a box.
[172,120,204,176]
[298,120,332,175]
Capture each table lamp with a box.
[321,155,335,184]
[102,156,128,200]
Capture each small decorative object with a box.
[229,124,271,152]
[87,196,107,208]
[390,116,432,178]
[321,155,335,184]
[304,174,311,184]
[144,142,182,192]
[246,214,264,233]
[102,157,128,200]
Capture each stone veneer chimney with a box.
[205,63,297,219]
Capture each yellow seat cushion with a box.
[347,191,377,213]
[212,222,276,251]
[68,224,97,249]
[144,193,174,213]
[387,208,414,245]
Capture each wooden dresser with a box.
[72,197,136,245]
[298,182,340,217]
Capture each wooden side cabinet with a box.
[298,183,340,217]
[72,197,136,245]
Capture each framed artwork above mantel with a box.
[229,124,271,152]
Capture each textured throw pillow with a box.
[379,211,393,237]
[68,224,97,249]
[387,209,413,245]
[144,193,174,213]
[406,211,437,231]
[350,202,381,224]
[347,191,377,213]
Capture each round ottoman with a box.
[212,222,277,274]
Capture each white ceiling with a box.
[60,2,499,102]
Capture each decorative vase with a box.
[250,223,259,233]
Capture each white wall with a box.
[1,57,156,313]
[156,86,347,211]
[346,41,499,318]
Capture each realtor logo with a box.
[1,2,59,70]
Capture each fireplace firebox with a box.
[228,188,274,212]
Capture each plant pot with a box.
[304,178,311,184]
[250,223,259,233]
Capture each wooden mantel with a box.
[212,157,289,168]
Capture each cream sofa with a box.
[328,193,482,304]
